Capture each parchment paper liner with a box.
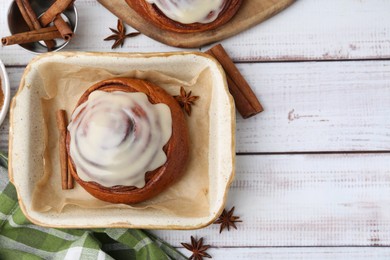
[9,52,235,229]
[33,63,210,217]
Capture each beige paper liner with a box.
[31,62,211,218]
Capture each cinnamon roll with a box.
[66,78,190,204]
[126,0,243,33]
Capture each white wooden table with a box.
[2,0,390,259]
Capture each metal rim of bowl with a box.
[7,0,78,54]
[0,60,11,127]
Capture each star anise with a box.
[181,236,212,260]
[104,19,141,49]
[174,86,200,116]
[214,206,242,233]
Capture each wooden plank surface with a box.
[154,154,390,247]
[177,247,390,260]
[1,0,390,65]
[235,60,390,153]
[2,0,390,258]
[2,61,390,153]
[213,0,390,62]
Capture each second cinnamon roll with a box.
[126,0,243,33]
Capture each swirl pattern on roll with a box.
[67,90,172,188]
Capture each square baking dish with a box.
[9,51,235,229]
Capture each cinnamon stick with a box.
[1,26,61,46]
[67,169,74,189]
[15,0,34,29]
[18,0,56,50]
[53,15,73,41]
[206,44,263,118]
[56,110,72,190]
[39,0,75,27]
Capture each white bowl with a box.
[0,59,10,126]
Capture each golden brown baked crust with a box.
[125,0,243,33]
[66,78,190,204]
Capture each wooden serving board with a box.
[97,0,296,48]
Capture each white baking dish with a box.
[9,51,235,229]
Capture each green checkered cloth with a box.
[0,152,186,260]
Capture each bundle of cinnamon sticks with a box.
[1,0,75,50]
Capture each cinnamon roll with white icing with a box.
[126,0,243,33]
[66,78,189,204]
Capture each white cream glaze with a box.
[67,90,172,188]
[146,0,225,24]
